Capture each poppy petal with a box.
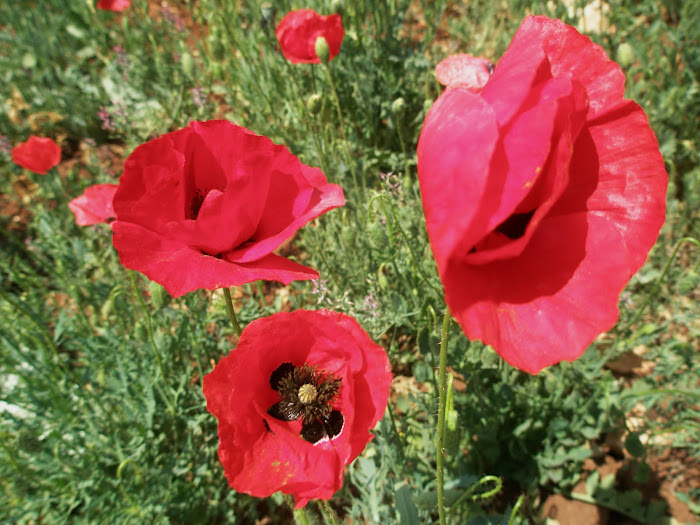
[435,54,493,92]
[112,222,319,297]
[506,16,626,119]
[11,136,61,175]
[68,184,118,226]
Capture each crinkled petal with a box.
[113,133,188,230]
[417,89,500,271]
[68,184,118,226]
[227,175,345,263]
[507,16,627,119]
[112,222,318,297]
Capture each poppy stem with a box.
[319,500,339,525]
[128,270,175,412]
[435,307,451,525]
[285,495,309,525]
[222,287,242,336]
[322,63,362,194]
[621,236,700,331]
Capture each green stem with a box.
[323,63,362,194]
[320,500,339,525]
[386,401,406,461]
[128,271,174,411]
[222,287,242,336]
[622,236,700,330]
[436,307,451,525]
[508,494,525,525]
[447,475,502,513]
[285,495,309,525]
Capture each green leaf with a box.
[395,484,420,525]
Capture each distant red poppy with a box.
[435,54,494,93]
[203,309,392,508]
[417,16,668,374]
[111,120,344,297]
[97,0,130,11]
[68,184,118,226]
[11,136,61,175]
[276,9,344,64]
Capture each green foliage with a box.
[1,0,698,523]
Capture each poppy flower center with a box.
[189,189,205,220]
[266,362,344,444]
[495,209,535,240]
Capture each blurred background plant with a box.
[0,0,697,523]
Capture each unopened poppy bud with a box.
[181,52,194,77]
[101,296,114,319]
[134,321,147,342]
[314,36,330,63]
[330,0,344,14]
[260,3,275,26]
[149,280,170,310]
[307,93,323,115]
[391,97,406,115]
[616,42,635,68]
[208,32,225,60]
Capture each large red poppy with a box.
[68,184,118,226]
[417,16,667,374]
[275,9,344,64]
[97,0,130,11]
[11,136,61,175]
[203,309,392,508]
[111,120,344,297]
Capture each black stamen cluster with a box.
[276,364,340,423]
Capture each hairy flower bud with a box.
[307,93,323,115]
[616,42,635,68]
[314,36,330,63]
[330,0,344,15]
[391,97,406,115]
[180,52,194,77]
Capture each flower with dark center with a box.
[203,310,392,508]
[418,15,667,373]
[110,120,344,297]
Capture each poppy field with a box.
[1,0,698,523]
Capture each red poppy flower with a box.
[203,309,392,508]
[417,16,667,374]
[435,54,494,93]
[111,120,344,298]
[68,184,118,226]
[97,0,130,11]
[11,136,61,175]
[276,9,344,64]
